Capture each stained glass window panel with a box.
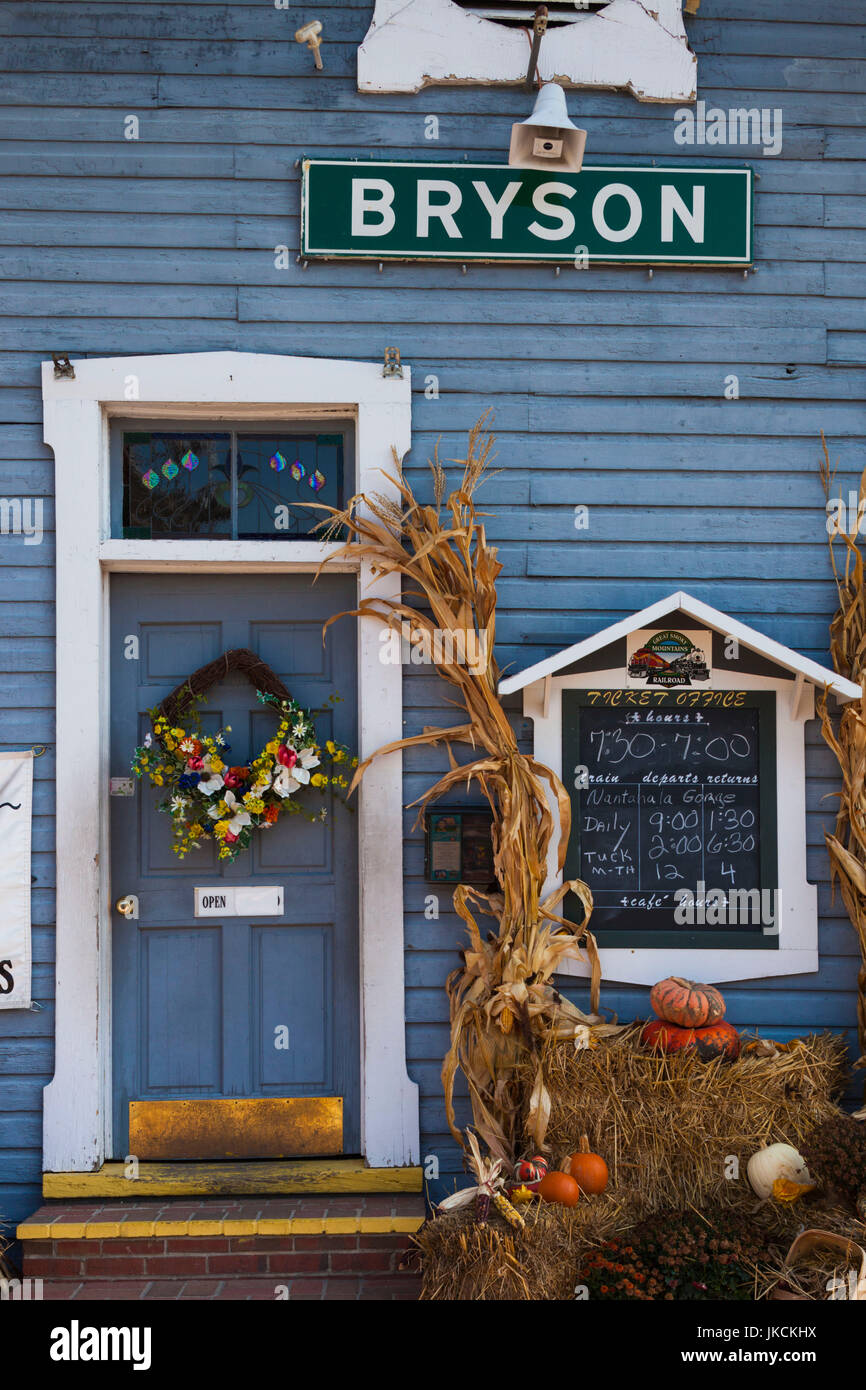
[235,434,344,539]
[122,433,232,539]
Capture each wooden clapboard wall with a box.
[0,0,863,1221]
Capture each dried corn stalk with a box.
[316,416,615,1161]
[818,433,866,1089]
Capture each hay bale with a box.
[419,1029,850,1300]
[416,1197,628,1301]
[538,1026,848,1220]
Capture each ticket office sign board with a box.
[563,689,778,950]
[301,160,754,267]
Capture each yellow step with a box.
[43,1158,423,1200]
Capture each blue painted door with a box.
[110,573,360,1156]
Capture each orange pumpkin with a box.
[538,1171,580,1207]
[568,1135,608,1195]
[650,976,726,1028]
[693,1020,740,1061]
[642,1017,741,1061]
[641,1018,697,1053]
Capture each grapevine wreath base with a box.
[131,647,356,863]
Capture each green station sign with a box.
[301,160,753,267]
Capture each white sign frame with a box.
[0,750,33,1009]
[526,666,819,986]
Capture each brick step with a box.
[19,1195,424,1302]
[35,1273,422,1301]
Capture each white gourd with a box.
[747,1142,812,1199]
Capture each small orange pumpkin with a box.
[642,1017,741,1061]
[650,976,726,1028]
[641,1018,697,1053]
[693,1020,740,1061]
[568,1135,609,1195]
[538,1170,580,1207]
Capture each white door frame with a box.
[42,351,419,1171]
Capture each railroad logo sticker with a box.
[626,629,712,688]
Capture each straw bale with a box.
[536,1026,847,1219]
[419,1028,852,1299]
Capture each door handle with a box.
[115,894,139,920]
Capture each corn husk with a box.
[818,434,866,1091]
[316,417,616,1159]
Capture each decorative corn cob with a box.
[493,1190,525,1230]
[499,1005,514,1035]
[475,1190,491,1225]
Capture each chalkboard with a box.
[562,689,778,950]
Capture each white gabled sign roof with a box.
[498,590,862,703]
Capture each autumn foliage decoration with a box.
[818,436,866,1099]
[317,416,612,1162]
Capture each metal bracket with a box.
[52,352,75,379]
[295,20,323,70]
[525,6,548,92]
[383,346,403,379]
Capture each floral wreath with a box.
[131,648,357,862]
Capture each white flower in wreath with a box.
[272,746,320,798]
[292,722,307,740]
[207,790,252,837]
[198,772,225,795]
[170,795,189,815]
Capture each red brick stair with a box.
[19,1195,424,1300]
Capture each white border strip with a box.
[301,161,752,265]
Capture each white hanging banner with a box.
[0,751,33,1009]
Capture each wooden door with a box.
[110,572,360,1159]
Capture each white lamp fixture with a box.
[508,81,587,172]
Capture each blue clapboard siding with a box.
[0,1,864,1222]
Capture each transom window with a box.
[111,421,349,540]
